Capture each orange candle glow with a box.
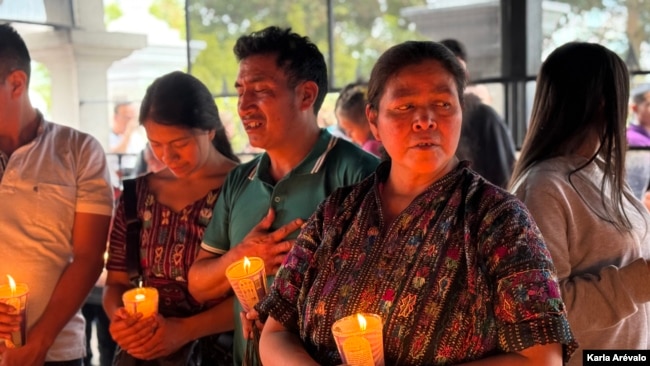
[122,285,159,318]
[332,313,384,366]
[225,256,267,312]
[243,256,252,274]
[0,275,29,348]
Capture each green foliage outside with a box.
[180,0,430,96]
[146,0,432,153]
[114,0,650,153]
[548,0,649,72]
[104,2,123,25]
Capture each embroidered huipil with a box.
[258,162,577,365]
[107,175,220,317]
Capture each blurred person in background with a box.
[335,81,382,157]
[134,142,166,176]
[624,84,650,205]
[441,38,516,188]
[107,101,147,188]
[626,84,650,146]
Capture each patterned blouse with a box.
[258,162,577,365]
[107,174,220,318]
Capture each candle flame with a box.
[357,313,367,331]
[135,293,146,302]
[6,275,16,295]
[243,257,251,274]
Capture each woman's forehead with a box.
[383,62,458,96]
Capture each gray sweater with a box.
[512,155,650,366]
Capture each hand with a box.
[240,309,264,340]
[239,208,304,275]
[109,307,157,351]
[127,315,189,360]
[0,341,48,366]
[0,303,21,343]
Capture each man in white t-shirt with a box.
[0,24,114,365]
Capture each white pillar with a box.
[22,29,146,149]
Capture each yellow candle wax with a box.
[122,287,159,318]
[225,257,267,312]
[332,313,385,366]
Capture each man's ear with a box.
[296,80,318,112]
[6,70,28,98]
[366,105,380,142]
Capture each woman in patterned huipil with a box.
[257,41,577,365]
[104,71,239,364]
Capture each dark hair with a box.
[367,41,466,112]
[509,42,639,231]
[233,26,328,115]
[0,24,31,83]
[335,81,368,126]
[439,38,467,62]
[140,71,239,162]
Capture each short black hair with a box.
[335,81,368,125]
[439,38,467,62]
[367,41,466,112]
[0,24,31,83]
[233,26,328,115]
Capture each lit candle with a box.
[331,313,385,366]
[243,257,251,274]
[357,313,367,331]
[225,256,267,312]
[122,285,159,318]
[0,275,29,348]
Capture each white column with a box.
[22,29,146,149]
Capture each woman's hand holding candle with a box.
[126,315,190,360]
[108,307,158,353]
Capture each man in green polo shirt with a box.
[188,26,378,365]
